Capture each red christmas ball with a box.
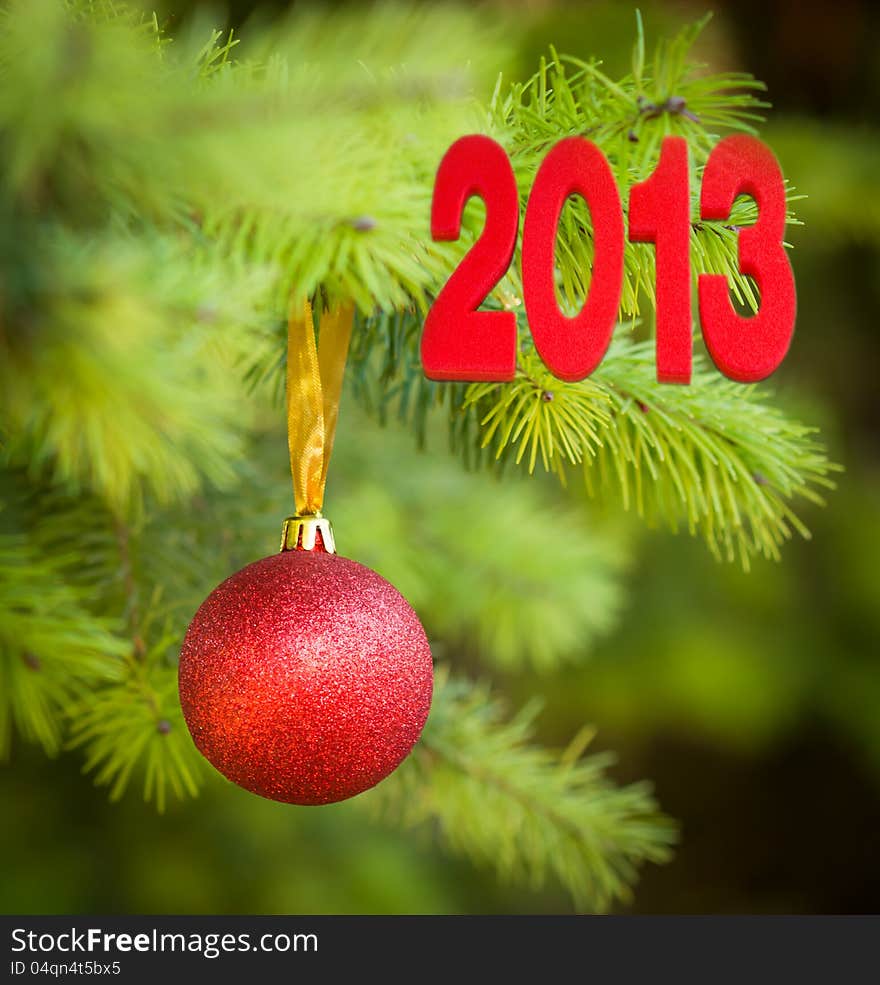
[178,544,433,805]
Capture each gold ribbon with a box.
[286,298,354,516]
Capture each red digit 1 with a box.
[698,135,796,382]
[422,135,519,381]
[522,137,624,382]
[629,136,692,383]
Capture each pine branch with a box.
[0,468,234,801]
[3,477,212,811]
[497,14,767,170]
[349,311,838,567]
[0,528,127,757]
[491,17,795,317]
[0,228,272,514]
[67,635,204,814]
[369,670,675,912]
[468,338,839,567]
[0,0,509,316]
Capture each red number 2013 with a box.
[421,133,796,384]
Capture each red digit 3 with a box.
[698,135,796,382]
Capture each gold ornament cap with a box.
[280,513,336,554]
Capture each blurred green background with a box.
[2,0,879,913]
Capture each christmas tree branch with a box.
[371,670,675,911]
[0,528,127,758]
[0,469,214,805]
[489,14,788,316]
[348,312,838,567]
[67,636,204,814]
[0,228,271,514]
[468,338,838,567]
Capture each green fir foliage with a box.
[373,670,674,912]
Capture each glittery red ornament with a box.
[178,533,433,805]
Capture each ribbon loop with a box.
[286,298,354,516]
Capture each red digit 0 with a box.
[422,135,519,381]
[629,136,692,383]
[521,137,624,382]
[698,135,796,382]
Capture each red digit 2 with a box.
[521,136,624,382]
[698,134,796,382]
[422,135,519,381]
